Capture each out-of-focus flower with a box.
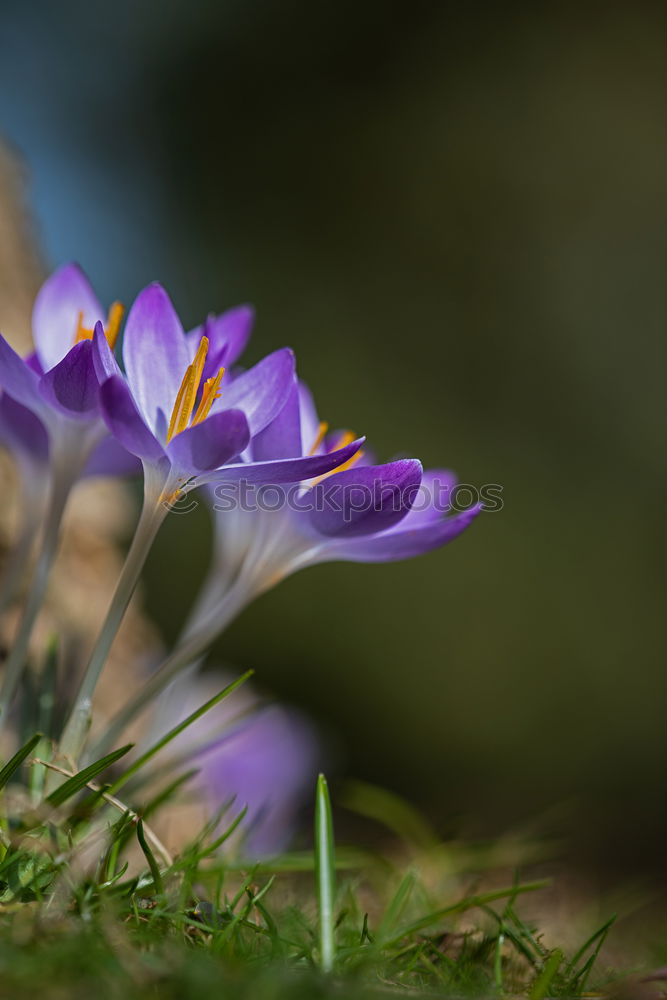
[0,264,131,471]
[0,392,49,611]
[0,264,143,717]
[152,673,319,858]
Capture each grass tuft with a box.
[0,717,643,997]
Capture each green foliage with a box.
[0,738,623,998]
[314,773,336,973]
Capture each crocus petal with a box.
[324,505,481,563]
[252,376,302,461]
[201,705,318,857]
[214,348,295,436]
[400,469,459,527]
[122,282,191,437]
[82,436,142,478]
[91,321,122,381]
[189,305,255,379]
[0,335,44,413]
[297,381,322,454]
[308,460,423,539]
[166,409,250,475]
[25,352,45,376]
[38,341,99,419]
[206,436,364,485]
[0,393,49,464]
[99,375,165,462]
[32,263,104,372]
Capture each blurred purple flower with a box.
[0,263,137,475]
[0,265,144,711]
[156,675,319,858]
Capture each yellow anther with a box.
[332,449,364,475]
[74,311,90,343]
[166,336,225,442]
[331,430,355,452]
[192,367,225,426]
[74,301,125,349]
[308,421,329,455]
[104,301,124,349]
[310,429,363,484]
[166,363,195,442]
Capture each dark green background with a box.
[2,1,664,869]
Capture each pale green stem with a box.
[0,458,76,729]
[58,467,169,763]
[0,479,44,616]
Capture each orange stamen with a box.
[308,421,329,455]
[166,336,226,442]
[166,363,196,442]
[331,430,355,452]
[74,311,89,343]
[192,367,225,426]
[74,301,125,349]
[331,449,364,475]
[310,429,363,484]
[104,301,124,349]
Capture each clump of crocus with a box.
[0,258,480,814]
[59,283,362,759]
[96,377,479,753]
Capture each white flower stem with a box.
[0,477,45,616]
[0,457,76,729]
[58,466,169,763]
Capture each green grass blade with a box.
[46,744,133,807]
[384,879,550,947]
[494,927,506,992]
[566,913,616,973]
[136,818,164,895]
[37,637,60,737]
[0,733,42,791]
[530,948,564,1000]
[567,914,616,993]
[376,869,418,945]
[107,670,253,795]
[315,773,336,973]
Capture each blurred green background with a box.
[1,0,664,869]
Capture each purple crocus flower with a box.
[91,282,363,503]
[0,263,128,467]
[61,286,363,760]
[192,379,480,619]
[0,391,50,470]
[95,379,479,749]
[0,390,141,613]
